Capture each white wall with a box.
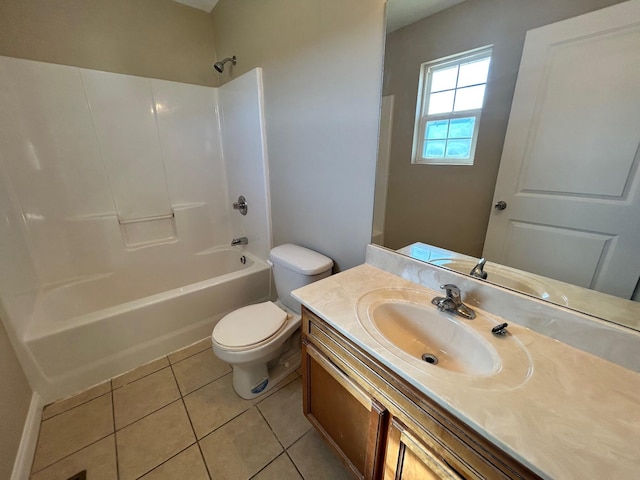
[211,0,387,271]
[0,56,230,294]
[219,68,272,259]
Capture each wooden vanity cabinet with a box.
[301,307,541,480]
[302,341,388,479]
[385,418,465,480]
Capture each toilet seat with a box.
[213,301,288,350]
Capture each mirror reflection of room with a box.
[374,0,640,316]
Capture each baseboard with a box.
[11,392,42,480]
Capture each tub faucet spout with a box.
[231,236,248,246]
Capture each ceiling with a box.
[170,0,465,32]
[172,0,219,13]
[387,0,466,32]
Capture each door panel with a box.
[484,0,640,299]
[383,418,463,480]
[502,222,615,288]
[302,340,388,480]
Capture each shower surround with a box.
[0,56,272,402]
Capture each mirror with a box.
[373,0,640,331]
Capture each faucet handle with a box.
[440,284,461,301]
[434,284,476,320]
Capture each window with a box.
[412,47,492,165]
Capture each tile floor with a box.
[31,338,353,480]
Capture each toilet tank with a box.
[269,244,333,313]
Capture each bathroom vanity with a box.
[293,247,640,480]
[301,306,539,479]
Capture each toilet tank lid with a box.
[269,244,333,275]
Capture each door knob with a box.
[494,201,507,210]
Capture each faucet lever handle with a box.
[439,284,461,301]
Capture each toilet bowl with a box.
[212,244,333,399]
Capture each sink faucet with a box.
[470,258,488,280]
[231,236,248,246]
[431,284,476,319]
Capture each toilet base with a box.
[232,343,301,400]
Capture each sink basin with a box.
[356,288,533,387]
[370,301,499,375]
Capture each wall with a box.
[0,56,229,292]
[0,0,218,87]
[0,319,32,480]
[382,0,628,256]
[211,0,386,271]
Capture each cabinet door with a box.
[302,340,388,480]
[385,418,464,480]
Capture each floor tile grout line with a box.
[189,375,300,443]
[168,361,196,436]
[256,375,310,448]
[172,350,234,397]
[41,389,113,422]
[248,451,290,479]
[255,395,313,453]
[112,356,170,390]
[113,374,183,431]
[284,426,314,452]
[167,340,212,366]
[115,397,184,433]
[255,404,286,450]
[197,405,283,480]
[178,370,233,398]
[111,382,120,480]
[195,441,214,480]
[285,431,316,480]
[168,360,214,480]
[284,450,306,480]
[196,405,254,442]
[29,432,114,475]
[132,440,198,480]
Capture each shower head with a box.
[214,55,237,73]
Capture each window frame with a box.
[411,46,493,166]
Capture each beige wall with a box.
[0,0,218,86]
[0,319,32,480]
[382,0,627,256]
[212,0,386,270]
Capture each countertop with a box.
[292,264,640,479]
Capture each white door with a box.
[483,0,640,299]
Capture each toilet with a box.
[212,244,333,399]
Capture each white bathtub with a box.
[23,248,271,400]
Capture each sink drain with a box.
[421,353,439,365]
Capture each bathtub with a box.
[23,248,271,401]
